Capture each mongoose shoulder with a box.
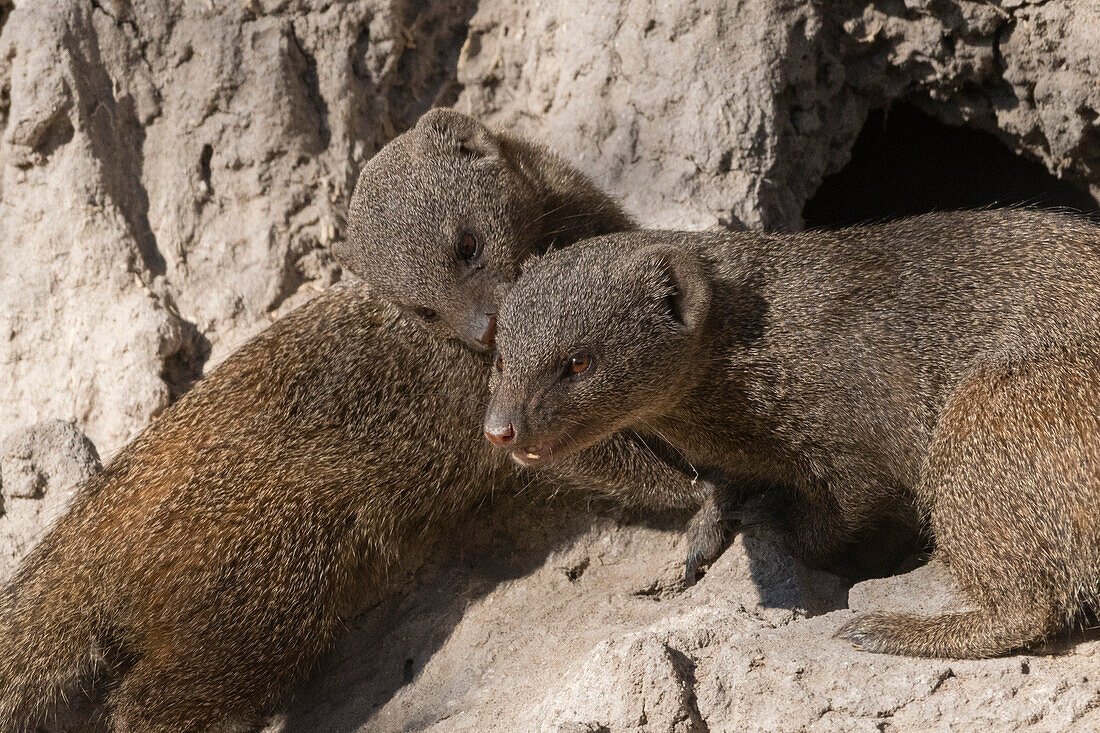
[0,119,704,731]
[487,209,1100,658]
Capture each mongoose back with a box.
[0,114,706,732]
[487,210,1100,658]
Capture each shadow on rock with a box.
[280,492,678,733]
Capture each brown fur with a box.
[0,114,706,731]
[488,210,1100,658]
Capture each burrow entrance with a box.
[803,101,1100,229]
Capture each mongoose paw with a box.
[683,483,728,585]
[683,531,725,585]
[684,552,703,586]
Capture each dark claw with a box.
[684,552,700,586]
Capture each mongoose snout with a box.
[483,395,575,466]
[447,305,499,352]
[483,417,516,445]
[481,412,561,466]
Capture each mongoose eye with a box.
[414,306,439,322]
[495,353,504,371]
[566,353,594,379]
[456,231,481,263]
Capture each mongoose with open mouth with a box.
[487,211,1100,658]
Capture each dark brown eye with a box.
[457,231,480,263]
[568,353,593,377]
[495,353,504,371]
[414,306,439,322]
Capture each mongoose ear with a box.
[637,244,710,333]
[415,108,501,160]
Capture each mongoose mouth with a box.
[509,438,573,467]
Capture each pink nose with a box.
[478,313,498,347]
[484,421,515,446]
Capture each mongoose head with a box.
[338,109,547,352]
[485,235,711,466]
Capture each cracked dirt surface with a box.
[276,501,1100,732]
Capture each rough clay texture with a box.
[0,420,100,581]
[0,0,474,453]
[3,0,1100,730]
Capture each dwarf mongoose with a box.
[486,210,1100,658]
[0,117,706,732]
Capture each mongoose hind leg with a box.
[107,656,267,733]
[837,604,1062,658]
[104,618,318,733]
[838,349,1100,658]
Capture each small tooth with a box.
[526,452,540,459]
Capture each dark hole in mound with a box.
[162,321,211,402]
[199,143,214,194]
[803,101,1100,229]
